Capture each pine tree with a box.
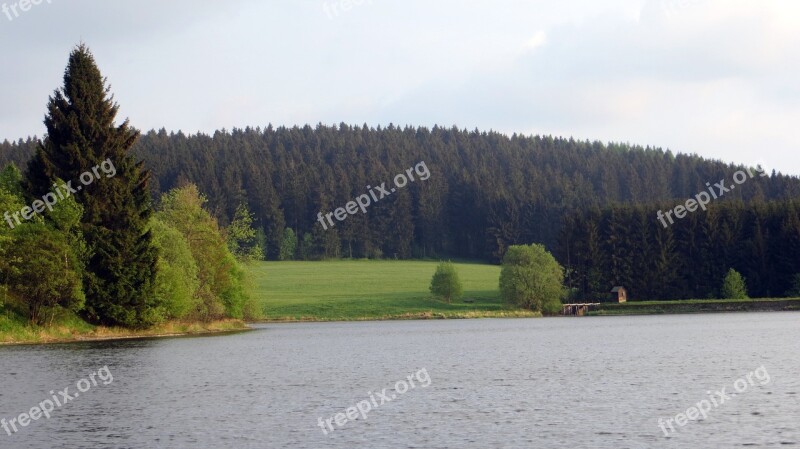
[25,44,159,328]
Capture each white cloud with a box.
[525,31,548,51]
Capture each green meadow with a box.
[249,260,538,321]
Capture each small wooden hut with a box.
[609,286,627,303]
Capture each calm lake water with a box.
[1,313,798,448]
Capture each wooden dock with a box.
[560,303,601,316]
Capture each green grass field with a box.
[249,260,537,321]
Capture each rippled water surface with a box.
[1,313,798,448]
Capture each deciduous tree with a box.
[500,244,564,314]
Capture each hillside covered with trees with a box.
[3,125,800,266]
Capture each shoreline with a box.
[4,300,798,344]
[255,310,541,323]
[258,299,800,323]
[0,319,251,347]
[589,298,800,316]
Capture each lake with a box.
[1,313,798,448]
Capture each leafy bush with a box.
[721,268,749,300]
[429,261,463,303]
[4,224,85,325]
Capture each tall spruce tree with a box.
[25,44,159,328]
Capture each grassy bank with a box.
[0,259,528,343]
[590,298,800,315]
[250,260,537,321]
[0,306,249,345]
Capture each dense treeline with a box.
[561,200,800,301]
[4,125,800,262]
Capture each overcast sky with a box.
[1,0,799,174]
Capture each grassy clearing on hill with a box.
[249,260,537,321]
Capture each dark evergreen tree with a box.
[24,45,159,328]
